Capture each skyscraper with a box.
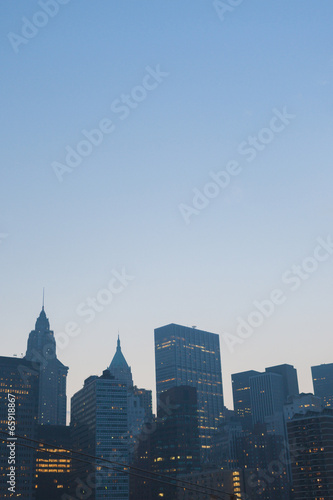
[154,323,224,457]
[152,385,201,497]
[71,370,129,500]
[25,306,68,425]
[311,362,333,409]
[287,409,333,499]
[250,372,285,435]
[232,370,261,432]
[108,336,152,459]
[0,356,39,500]
[266,363,299,401]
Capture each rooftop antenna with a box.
[42,287,45,310]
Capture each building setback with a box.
[25,307,68,426]
[0,356,39,500]
[154,323,224,458]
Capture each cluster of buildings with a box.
[0,307,333,499]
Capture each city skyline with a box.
[4,303,330,415]
[1,1,333,413]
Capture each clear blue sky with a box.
[1,1,333,411]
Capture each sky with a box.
[1,1,333,413]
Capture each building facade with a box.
[232,370,261,432]
[0,356,39,500]
[250,372,285,435]
[287,409,333,499]
[266,364,299,402]
[154,323,224,457]
[25,307,68,425]
[71,370,129,500]
[35,424,71,499]
[312,362,333,409]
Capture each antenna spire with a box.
[42,288,45,310]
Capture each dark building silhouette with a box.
[265,364,299,402]
[312,362,333,409]
[250,372,285,435]
[237,424,291,500]
[232,370,261,432]
[25,307,68,425]
[0,356,39,500]
[154,323,224,459]
[287,408,333,499]
[71,370,129,500]
[35,425,71,499]
[151,385,201,499]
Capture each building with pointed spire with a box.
[25,306,68,425]
[108,335,133,387]
[108,336,152,460]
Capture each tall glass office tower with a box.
[312,363,333,409]
[154,323,224,457]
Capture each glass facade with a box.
[154,323,224,456]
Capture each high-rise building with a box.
[152,385,201,498]
[232,370,261,431]
[154,323,224,457]
[25,307,68,425]
[108,337,152,459]
[287,409,333,499]
[35,424,71,499]
[312,362,333,409]
[250,372,285,435]
[71,370,129,500]
[0,356,39,500]
[266,364,299,401]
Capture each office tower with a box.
[35,425,71,499]
[154,323,224,457]
[0,356,39,500]
[108,337,152,459]
[237,425,290,500]
[25,306,68,425]
[152,385,201,498]
[266,364,299,401]
[287,408,333,499]
[71,370,129,500]
[232,370,261,431]
[312,362,333,408]
[250,372,285,435]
